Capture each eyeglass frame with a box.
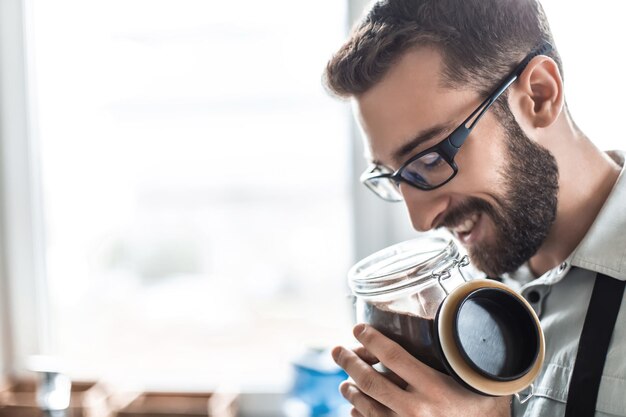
[360,42,554,201]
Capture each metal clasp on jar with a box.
[434,255,471,295]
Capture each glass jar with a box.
[348,234,544,400]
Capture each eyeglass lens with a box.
[399,152,455,189]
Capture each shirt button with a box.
[558,262,568,273]
[526,290,541,304]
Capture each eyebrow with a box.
[388,122,456,165]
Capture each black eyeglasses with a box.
[360,42,553,202]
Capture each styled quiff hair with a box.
[324,0,563,103]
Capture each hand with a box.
[332,323,512,417]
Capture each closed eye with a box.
[419,152,445,169]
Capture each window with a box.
[29,0,352,389]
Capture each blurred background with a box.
[0,0,625,415]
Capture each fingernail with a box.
[331,346,343,362]
[339,381,350,397]
[353,323,366,338]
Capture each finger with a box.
[353,324,440,387]
[353,345,379,365]
[332,346,407,414]
[353,346,407,388]
[340,381,394,417]
[350,408,366,417]
[379,368,409,390]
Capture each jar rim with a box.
[348,235,459,297]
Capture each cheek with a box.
[452,120,509,193]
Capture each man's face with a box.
[354,47,558,277]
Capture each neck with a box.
[528,119,621,277]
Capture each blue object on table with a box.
[284,348,350,417]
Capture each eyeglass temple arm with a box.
[449,42,554,149]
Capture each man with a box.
[324,0,626,416]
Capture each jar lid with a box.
[348,234,459,297]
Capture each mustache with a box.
[437,197,499,229]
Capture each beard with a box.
[439,109,559,277]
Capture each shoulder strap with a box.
[564,272,626,417]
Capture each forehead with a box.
[354,47,475,166]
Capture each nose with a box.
[399,183,450,232]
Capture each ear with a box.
[509,55,564,130]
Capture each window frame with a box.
[0,0,51,376]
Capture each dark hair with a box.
[324,0,563,106]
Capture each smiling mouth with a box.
[449,212,482,244]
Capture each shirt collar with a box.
[569,150,626,280]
